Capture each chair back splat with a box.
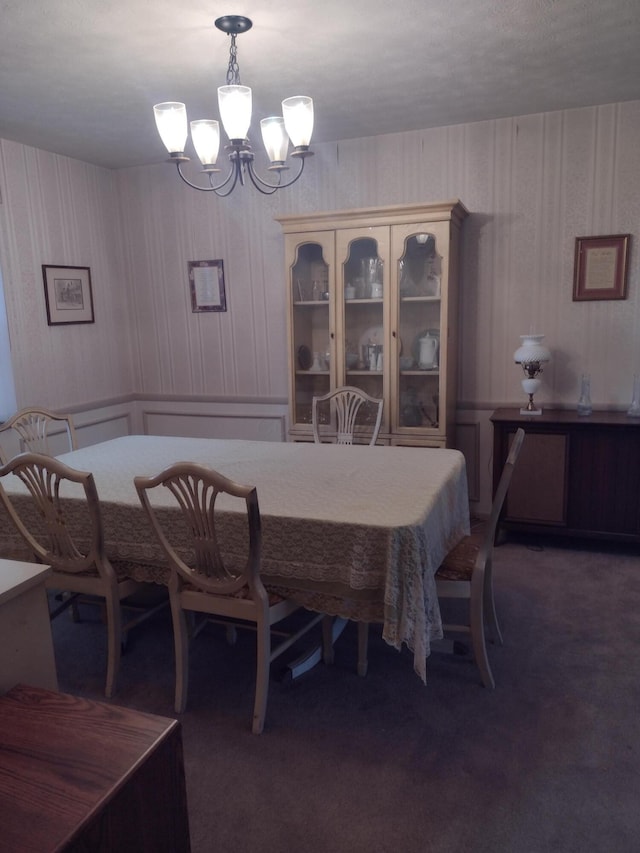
[0,406,77,460]
[312,386,383,446]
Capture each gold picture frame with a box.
[573,234,630,301]
[42,265,95,325]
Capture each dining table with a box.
[0,435,470,683]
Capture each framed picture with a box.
[188,259,227,313]
[573,234,630,301]
[42,265,94,325]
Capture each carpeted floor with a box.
[50,533,640,853]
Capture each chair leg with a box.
[484,575,503,646]
[70,595,81,623]
[173,601,190,714]
[470,587,495,690]
[357,622,369,677]
[322,615,335,665]
[252,617,271,735]
[104,594,123,699]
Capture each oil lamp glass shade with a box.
[513,334,551,364]
[260,117,289,163]
[190,120,221,166]
[282,96,314,147]
[522,377,541,395]
[154,102,188,154]
[218,85,252,140]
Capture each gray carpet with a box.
[50,534,640,853]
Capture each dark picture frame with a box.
[42,265,95,325]
[188,259,227,313]
[573,234,630,301]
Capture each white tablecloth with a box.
[0,435,470,682]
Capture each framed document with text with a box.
[188,259,227,312]
[573,234,630,301]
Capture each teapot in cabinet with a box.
[418,330,439,369]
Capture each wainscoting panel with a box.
[142,410,286,442]
[75,413,132,448]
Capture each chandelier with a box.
[153,15,314,196]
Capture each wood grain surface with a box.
[0,684,190,852]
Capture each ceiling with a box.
[2,0,640,171]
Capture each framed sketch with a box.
[188,259,227,313]
[42,265,94,325]
[573,234,630,301]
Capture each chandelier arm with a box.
[243,163,282,195]
[211,161,243,197]
[244,156,307,193]
[175,159,242,196]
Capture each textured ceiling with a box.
[1,0,640,170]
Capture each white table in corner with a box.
[0,435,470,684]
[0,559,58,694]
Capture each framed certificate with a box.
[188,259,227,312]
[573,234,630,301]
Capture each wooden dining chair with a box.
[312,386,383,445]
[0,406,78,460]
[433,427,525,688]
[135,462,323,734]
[0,452,164,698]
[329,428,526,689]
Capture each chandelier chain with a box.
[226,34,241,86]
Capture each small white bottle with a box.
[577,374,592,416]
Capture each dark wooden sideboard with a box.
[0,684,191,853]
[491,408,640,543]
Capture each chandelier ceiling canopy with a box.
[153,15,314,196]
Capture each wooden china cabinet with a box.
[277,201,468,446]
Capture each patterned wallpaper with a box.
[0,140,135,409]
[1,99,640,413]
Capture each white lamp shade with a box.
[154,102,188,154]
[514,334,551,364]
[282,96,314,147]
[218,85,252,140]
[190,119,221,166]
[260,117,289,163]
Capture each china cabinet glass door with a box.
[336,227,389,436]
[391,221,449,438]
[286,232,334,430]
